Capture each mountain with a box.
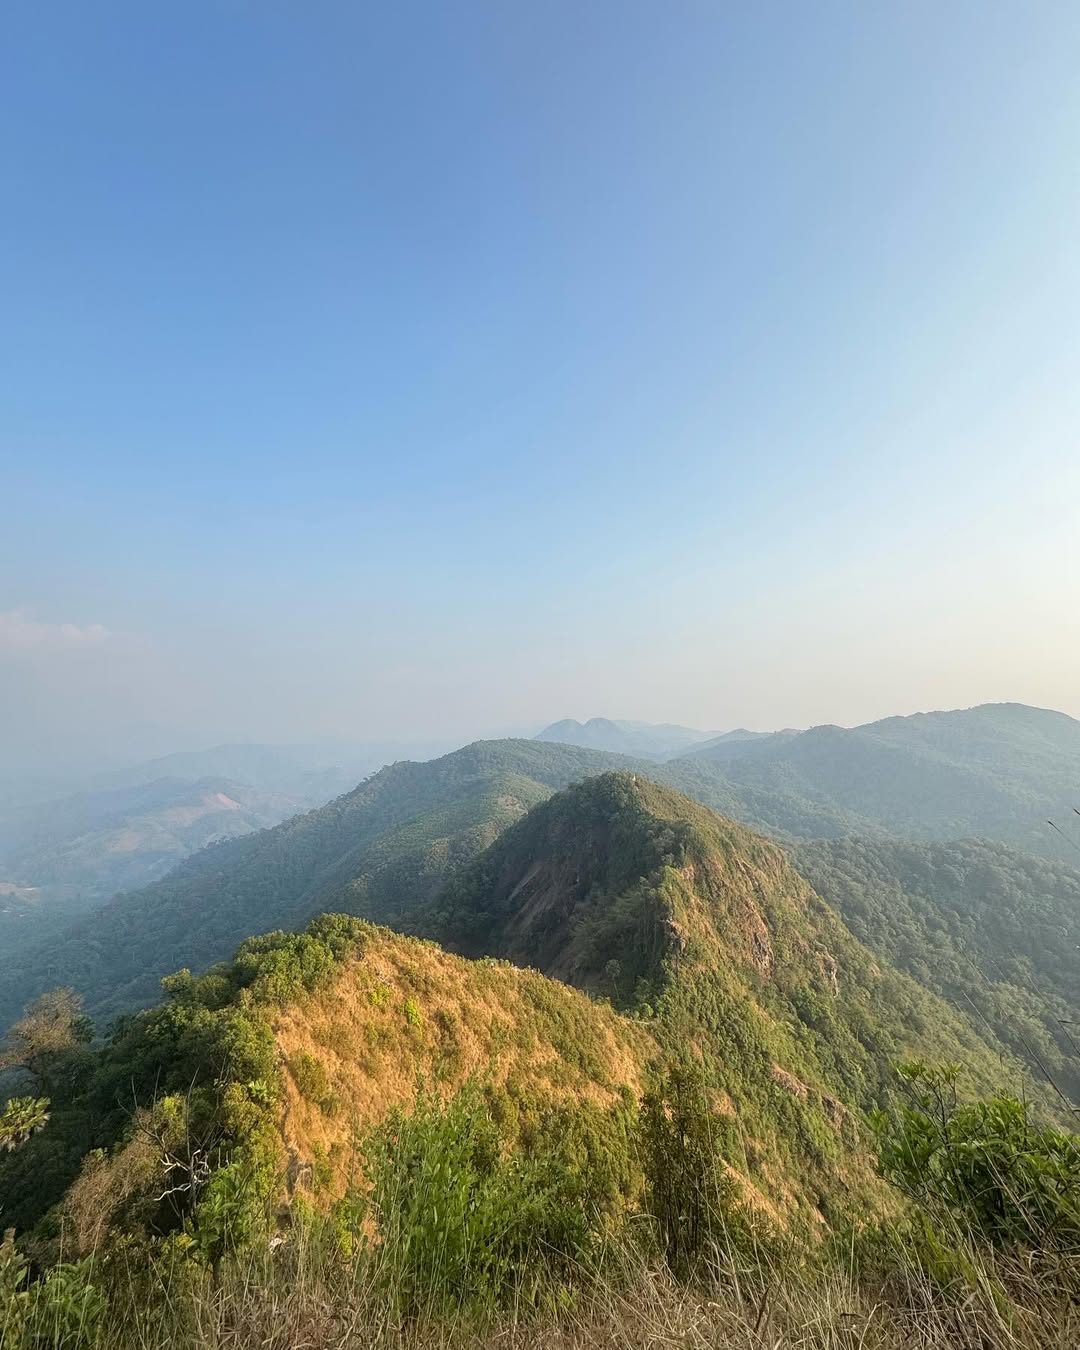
[0,740,642,1029]
[0,913,656,1240]
[793,835,1080,1102]
[430,775,1013,1105]
[535,717,717,759]
[83,738,453,798]
[0,777,1023,1248]
[0,739,453,961]
[679,727,800,764]
[0,776,307,893]
[672,703,1080,860]
[6,702,1080,1034]
[0,777,315,956]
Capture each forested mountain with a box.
[0,777,315,957]
[539,703,1080,859]
[429,777,1031,1113]
[793,836,1080,1102]
[535,717,717,758]
[672,702,1080,861]
[0,777,1023,1249]
[0,740,640,1028]
[431,771,1010,1066]
[0,735,876,1030]
[4,703,1080,1038]
[0,777,308,891]
[678,727,798,762]
[0,740,449,963]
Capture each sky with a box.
[3,1,1080,771]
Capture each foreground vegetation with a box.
[4,1059,1080,1349]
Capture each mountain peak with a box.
[534,718,716,759]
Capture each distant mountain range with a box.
[0,737,454,957]
[0,776,307,953]
[534,717,719,758]
[534,716,807,761]
[539,703,1080,860]
[4,700,1080,1034]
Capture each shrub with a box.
[873,1061,1080,1252]
[233,916,367,1007]
[190,1152,278,1270]
[288,1053,332,1109]
[0,1230,106,1350]
[361,1082,619,1314]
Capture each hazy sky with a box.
[4,2,1080,769]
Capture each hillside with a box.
[794,835,1080,1102]
[0,776,305,893]
[0,734,871,1031]
[678,727,798,763]
[0,915,657,1241]
[6,704,1080,1037]
[431,776,1017,1136]
[80,737,462,801]
[0,740,453,958]
[0,776,315,958]
[0,740,641,1029]
[0,779,1026,1254]
[673,702,1080,860]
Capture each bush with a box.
[190,1151,279,1270]
[0,1229,105,1350]
[288,1052,332,1110]
[360,1082,623,1314]
[873,1062,1080,1252]
[233,916,368,1006]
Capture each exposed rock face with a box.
[818,949,839,995]
[771,1064,810,1100]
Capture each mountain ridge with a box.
[0,773,1033,1249]
[5,701,1080,1032]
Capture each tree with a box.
[0,988,93,1096]
[639,1056,750,1277]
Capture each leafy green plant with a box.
[0,1229,30,1345]
[0,1097,50,1151]
[190,1154,278,1270]
[0,1231,106,1350]
[874,1062,1080,1252]
[361,1082,627,1314]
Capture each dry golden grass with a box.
[271,931,657,1199]
[78,1234,1080,1350]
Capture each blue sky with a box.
[3,2,1080,765]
